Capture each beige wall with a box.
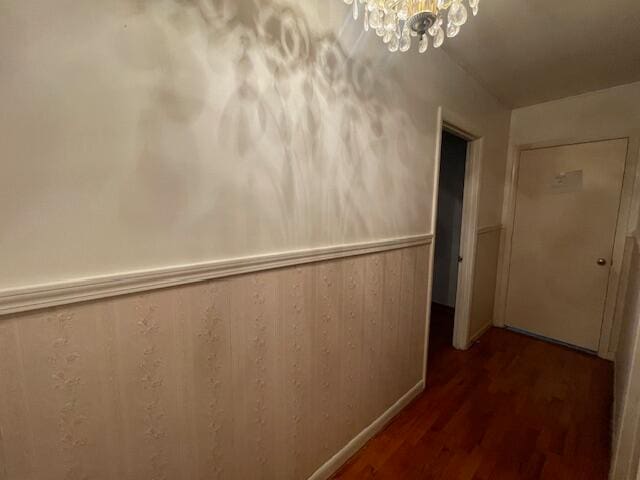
[502,82,640,334]
[0,0,509,291]
[510,81,640,146]
[509,82,640,479]
[509,81,640,239]
[0,0,512,478]
[469,227,501,340]
[0,245,430,480]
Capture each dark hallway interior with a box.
[432,131,468,310]
[428,302,456,364]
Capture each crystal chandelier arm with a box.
[343,0,479,53]
[386,0,404,9]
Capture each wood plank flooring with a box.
[331,305,613,479]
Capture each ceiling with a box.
[443,0,640,108]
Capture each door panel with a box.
[505,139,627,351]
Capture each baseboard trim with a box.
[505,326,599,356]
[308,380,425,480]
[0,234,432,316]
[469,322,492,344]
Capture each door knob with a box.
[597,258,607,266]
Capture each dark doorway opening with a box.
[429,130,468,361]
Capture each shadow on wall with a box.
[117,0,429,248]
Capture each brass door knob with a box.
[597,258,607,266]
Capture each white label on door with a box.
[551,170,583,194]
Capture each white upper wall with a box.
[0,0,510,290]
[511,81,640,146]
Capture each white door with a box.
[505,139,628,351]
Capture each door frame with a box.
[494,135,638,359]
[426,107,483,356]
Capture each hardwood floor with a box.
[332,305,613,479]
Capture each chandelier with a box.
[343,0,479,53]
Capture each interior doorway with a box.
[429,129,469,359]
[503,139,629,352]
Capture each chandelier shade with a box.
[343,0,480,53]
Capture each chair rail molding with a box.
[0,234,433,316]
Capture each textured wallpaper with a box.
[0,245,430,480]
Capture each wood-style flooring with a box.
[332,304,613,479]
